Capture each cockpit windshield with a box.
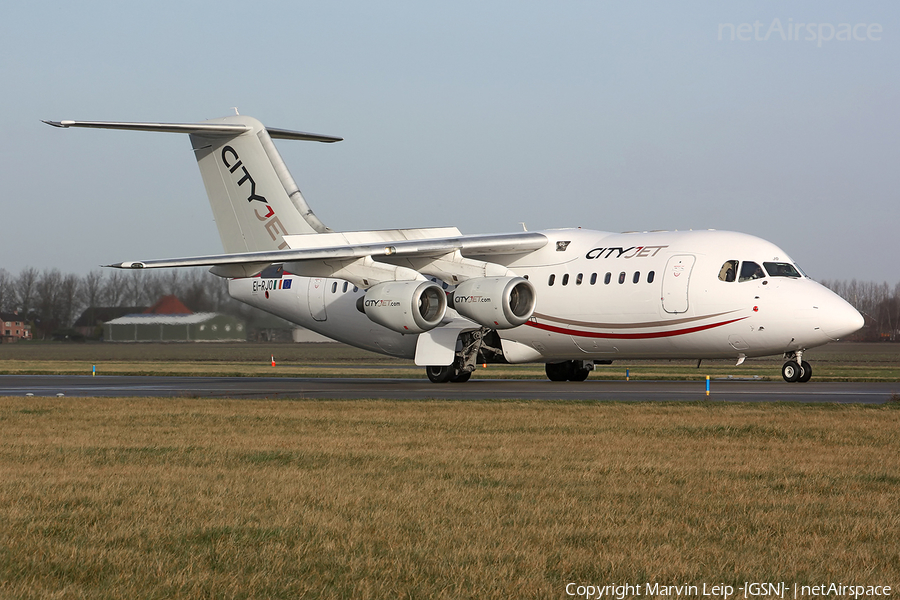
[720,260,804,282]
[764,262,802,278]
[718,260,737,282]
[739,261,765,282]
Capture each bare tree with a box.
[892,283,900,341]
[122,271,148,307]
[207,272,233,311]
[162,269,182,297]
[34,269,62,338]
[877,282,899,342]
[59,273,80,329]
[103,270,126,307]
[0,269,12,313]
[142,271,168,304]
[16,267,38,317]
[180,269,215,312]
[78,270,104,309]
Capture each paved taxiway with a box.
[1,375,896,403]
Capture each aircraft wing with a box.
[106,231,548,270]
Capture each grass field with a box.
[1,341,899,381]
[1,398,898,598]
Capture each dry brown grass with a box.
[1,398,898,599]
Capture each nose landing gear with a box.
[782,351,812,383]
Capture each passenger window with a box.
[739,261,765,282]
[353,286,359,292]
[764,262,802,278]
[590,273,597,285]
[562,274,569,286]
[548,274,556,286]
[342,282,348,293]
[604,272,611,285]
[647,271,655,284]
[523,274,529,280]
[718,260,738,282]
[618,272,626,284]
[632,271,640,284]
[331,282,338,293]
[576,273,583,285]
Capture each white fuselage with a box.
[228,228,863,365]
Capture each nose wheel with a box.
[782,352,812,383]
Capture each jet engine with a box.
[358,280,447,334]
[451,276,536,329]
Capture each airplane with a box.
[44,114,864,383]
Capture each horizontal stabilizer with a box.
[266,127,343,143]
[42,120,342,142]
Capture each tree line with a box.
[820,279,900,342]
[0,267,897,341]
[0,267,258,339]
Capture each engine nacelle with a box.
[451,276,536,329]
[359,280,447,334]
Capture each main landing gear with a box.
[424,327,502,384]
[782,350,812,383]
[545,360,594,382]
[426,364,472,383]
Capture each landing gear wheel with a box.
[569,366,591,381]
[545,362,569,382]
[450,370,472,383]
[782,361,801,383]
[546,361,591,381]
[426,365,455,383]
[798,360,812,383]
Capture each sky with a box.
[2,1,898,283]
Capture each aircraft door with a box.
[307,278,327,321]
[661,255,695,314]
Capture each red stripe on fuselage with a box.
[525,317,747,339]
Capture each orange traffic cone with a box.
[271,355,276,367]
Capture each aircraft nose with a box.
[823,295,865,341]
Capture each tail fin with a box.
[43,115,341,253]
[190,115,336,252]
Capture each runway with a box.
[1,375,897,403]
